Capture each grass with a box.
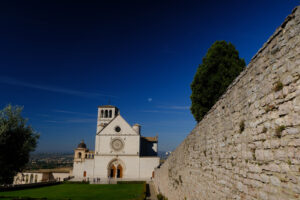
[265,105,275,112]
[239,120,245,133]
[262,127,267,133]
[275,125,286,138]
[0,183,145,200]
[274,81,283,92]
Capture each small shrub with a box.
[157,193,168,200]
[251,148,256,160]
[239,120,245,133]
[262,127,267,133]
[275,125,286,138]
[280,177,288,183]
[174,179,179,185]
[168,168,172,177]
[274,81,283,92]
[265,105,275,112]
[179,175,183,184]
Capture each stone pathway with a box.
[146,181,157,200]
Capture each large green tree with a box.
[190,41,245,122]
[0,105,39,185]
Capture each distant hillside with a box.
[26,152,74,170]
[27,151,168,170]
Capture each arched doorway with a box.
[109,165,116,178]
[83,171,87,177]
[108,159,125,178]
[117,165,123,178]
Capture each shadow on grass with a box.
[0,197,48,200]
[145,184,150,198]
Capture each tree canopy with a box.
[190,41,245,122]
[0,105,39,185]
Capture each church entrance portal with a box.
[117,165,123,178]
[108,160,124,178]
[110,165,116,178]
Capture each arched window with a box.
[101,110,104,118]
[25,175,29,183]
[35,175,38,183]
[78,152,82,158]
[105,110,108,118]
[109,110,112,118]
[92,155,94,159]
[85,154,87,158]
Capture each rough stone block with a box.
[270,176,281,186]
[274,149,287,160]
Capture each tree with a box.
[190,41,245,122]
[0,105,39,185]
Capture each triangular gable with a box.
[99,115,138,135]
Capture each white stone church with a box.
[72,105,160,180]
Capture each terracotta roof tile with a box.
[142,136,158,142]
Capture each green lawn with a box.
[0,183,145,200]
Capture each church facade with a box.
[72,105,160,180]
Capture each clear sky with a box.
[0,0,298,152]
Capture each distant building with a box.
[14,169,71,184]
[72,105,160,180]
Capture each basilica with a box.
[72,105,160,180]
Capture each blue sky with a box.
[0,0,298,152]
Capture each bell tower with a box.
[96,105,119,134]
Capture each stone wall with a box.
[154,6,300,200]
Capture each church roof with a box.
[77,140,87,149]
[142,136,158,142]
